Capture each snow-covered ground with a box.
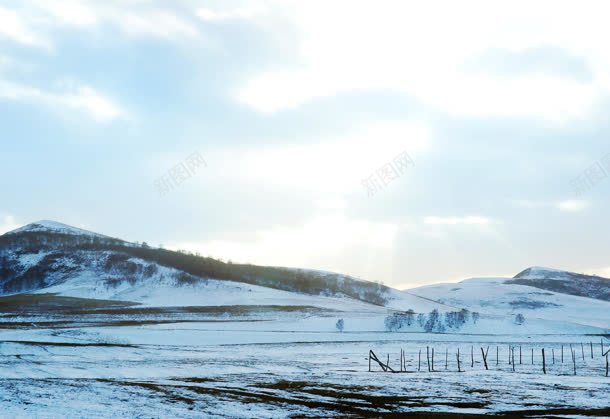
[0,285,608,416]
[2,221,610,416]
[1,318,609,417]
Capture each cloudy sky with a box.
[2,0,610,288]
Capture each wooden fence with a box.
[368,339,610,377]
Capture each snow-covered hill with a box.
[509,266,610,301]
[6,220,110,238]
[1,220,609,335]
[0,220,447,314]
[409,275,610,329]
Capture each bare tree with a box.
[335,318,344,332]
[514,313,525,325]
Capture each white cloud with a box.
[0,79,124,122]
[0,215,19,235]
[513,199,591,213]
[31,0,97,27]
[558,200,588,212]
[118,10,198,40]
[237,0,609,120]
[209,121,429,194]
[0,6,47,47]
[0,1,201,49]
[512,199,550,209]
[59,84,123,121]
[424,216,492,226]
[196,6,262,23]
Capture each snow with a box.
[38,269,388,313]
[515,266,577,279]
[14,253,608,334]
[10,250,49,270]
[2,221,609,415]
[5,220,108,238]
[10,250,446,314]
[1,320,608,417]
[409,277,610,329]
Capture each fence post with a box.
[471,346,474,368]
[572,349,577,375]
[481,347,489,370]
[368,350,394,372]
[542,348,546,374]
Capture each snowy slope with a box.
[409,277,610,329]
[0,245,450,313]
[26,253,446,313]
[39,272,450,314]
[6,220,110,238]
[509,266,610,301]
[36,265,389,313]
[21,271,603,335]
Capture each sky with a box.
[2,0,610,288]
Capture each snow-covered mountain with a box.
[409,272,610,329]
[508,266,610,301]
[1,220,609,333]
[5,220,110,238]
[0,220,444,313]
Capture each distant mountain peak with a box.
[509,266,610,302]
[4,220,107,238]
[514,266,567,279]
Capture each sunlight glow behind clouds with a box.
[210,122,429,194]
[558,200,588,212]
[237,0,608,121]
[169,212,399,278]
